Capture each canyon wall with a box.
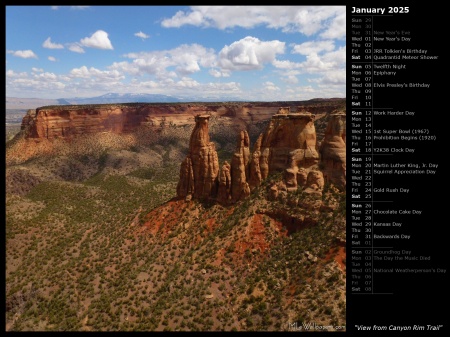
[19,100,345,140]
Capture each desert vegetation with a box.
[5,103,346,331]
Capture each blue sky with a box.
[6,5,346,101]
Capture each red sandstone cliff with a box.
[22,104,221,139]
[19,100,345,141]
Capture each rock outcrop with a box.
[217,161,231,204]
[230,131,251,202]
[176,157,195,200]
[248,134,263,190]
[176,107,346,204]
[319,112,346,190]
[17,99,344,141]
[216,130,252,204]
[177,115,219,200]
[249,109,319,192]
[22,104,220,140]
[19,99,345,141]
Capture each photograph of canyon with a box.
[5,6,346,331]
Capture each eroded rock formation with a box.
[176,157,194,199]
[177,107,346,204]
[215,130,252,204]
[177,115,219,200]
[217,161,231,204]
[230,131,251,202]
[248,134,263,190]
[249,109,319,192]
[319,112,346,190]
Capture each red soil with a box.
[325,246,346,272]
[137,199,187,239]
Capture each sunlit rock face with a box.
[177,115,219,200]
[176,107,346,204]
[251,110,319,191]
[319,112,346,190]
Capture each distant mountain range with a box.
[6,93,246,109]
[58,93,184,105]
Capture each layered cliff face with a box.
[249,110,319,191]
[19,99,345,141]
[319,112,346,190]
[21,104,220,139]
[177,107,345,204]
[177,115,219,200]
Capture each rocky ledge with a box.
[19,100,345,140]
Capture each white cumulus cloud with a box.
[161,6,345,38]
[218,36,285,71]
[310,69,346,85]
[117,43,217,78]
[301,53,335,72]
[275,45,345,74]
[7,50,38,59]
[162,9,204,28]
[282,75,299,84]
[321,10,346,39]
[172,44,216,75]
[174,77,200,89]
[80,30,113,50]
[292,40,335,55]
[134,31,150,40]
[68,43,85,53]
[34,72,58,80]
[43,37,64,49]
[6,70,28,78]
[272,59,301,70]
[69,66,124,81]
[263,81,280,91]
[209,68,230,78]
[321,46,346,65]
[48,56,57,62]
